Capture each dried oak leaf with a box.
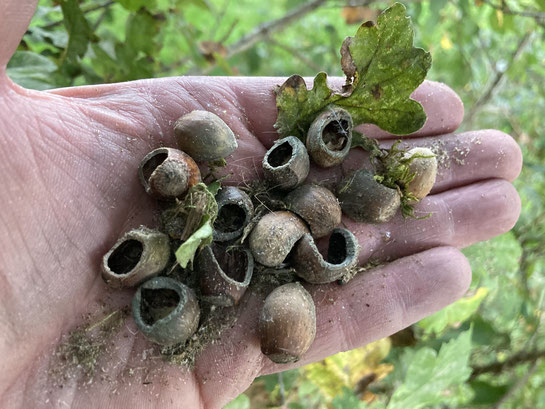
[274,3,432,140]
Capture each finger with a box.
[345,179,521,264]
[191,246,470,406]
[260,246,471,374]
[336,129,523,193]
[48,77,463,151]
[0,0,37,71]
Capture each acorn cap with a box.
[249,211,309,267]
[197,244,254,306]
[213,186,254,242]
[337,169,401,223]
[284,184,342,238]
[306,106,353,168]
[101,226,170,288]
[404,147,437,200]
[262,136,310,190]
[132,277,200,346]
[139,147,201,199]
[293,228,360,284]
[259,282,316,364]
[174,110,238,161]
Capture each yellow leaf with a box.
[496,9,504,26]
[303,338,394,400]
[440,34,453,50]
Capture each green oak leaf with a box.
[274,2,431,139]
[175,215,213,269]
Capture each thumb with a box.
[0,0,38,73]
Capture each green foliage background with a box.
[11,0,545,407]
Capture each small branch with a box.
[470,349,545,380]
[482,0,545,21]
[42,1,115,30]
[225,0,329,58]
[267,37,322,72]
[465,32,532,125]
[491,360,539,409]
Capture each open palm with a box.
[0,2,522,408]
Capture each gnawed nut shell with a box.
[249,211,309,267]
[337,169,401,223]
[213,186,254,242]
[197,244,254,306]
[293,228,360,284]
[101,226,170,288]
[263,136,310,190]
[284,184,342,238]
[404,147,437,200]
[259,282,316,363]
[132,277,200,346]
[174,110,238,161]
[139,147,201,199]
[306,106,353,167]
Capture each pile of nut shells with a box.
[100,107,437,364]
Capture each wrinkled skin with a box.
[0,2,522,408]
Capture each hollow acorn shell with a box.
[132,277,200,346]
[101,226,170,288]
[404,147,437,200]
[306,106,353,168]
[213,186,254,242]
[262,136,310,190]
[197,244,254,306]
[139,147,201,199]
[174,110,238,161]
[249,211,309,267]
[337,169,401,223]
[293,228,360,284]
[259,282,316,364]
[284,184,342,238]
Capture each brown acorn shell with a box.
[249,211,309,267]
[213,186,254,242]
[197,244,254,306]
[293,228,360,284]
[101,226,170,288]
[404,147,437,200]
[337,169,401,223]
[174,110,238,161]
[262,136,310,190]
[139,147,201,199]
[132,277,200,346]
[306,106,353,168]
[259,282,316,364]
[284,184,342,238]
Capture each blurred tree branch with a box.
[465,32,532,125]
[266,37,322,72]
[492,360,539,409]
[470,349,545,380]
[481,0,545,21]
[42,1,115,30]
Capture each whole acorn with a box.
[404,147,437,200]
[259,282,316,364]
[174,110,238,162]
[306,106,353,168]
[262,136,310,190]
[249,211,309,267]
[337,169,401,223]
[139,147,201,200]
[101,226,170,288]
[284,184,341,238]
[132,277,200,346]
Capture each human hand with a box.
[0,2,522,408]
